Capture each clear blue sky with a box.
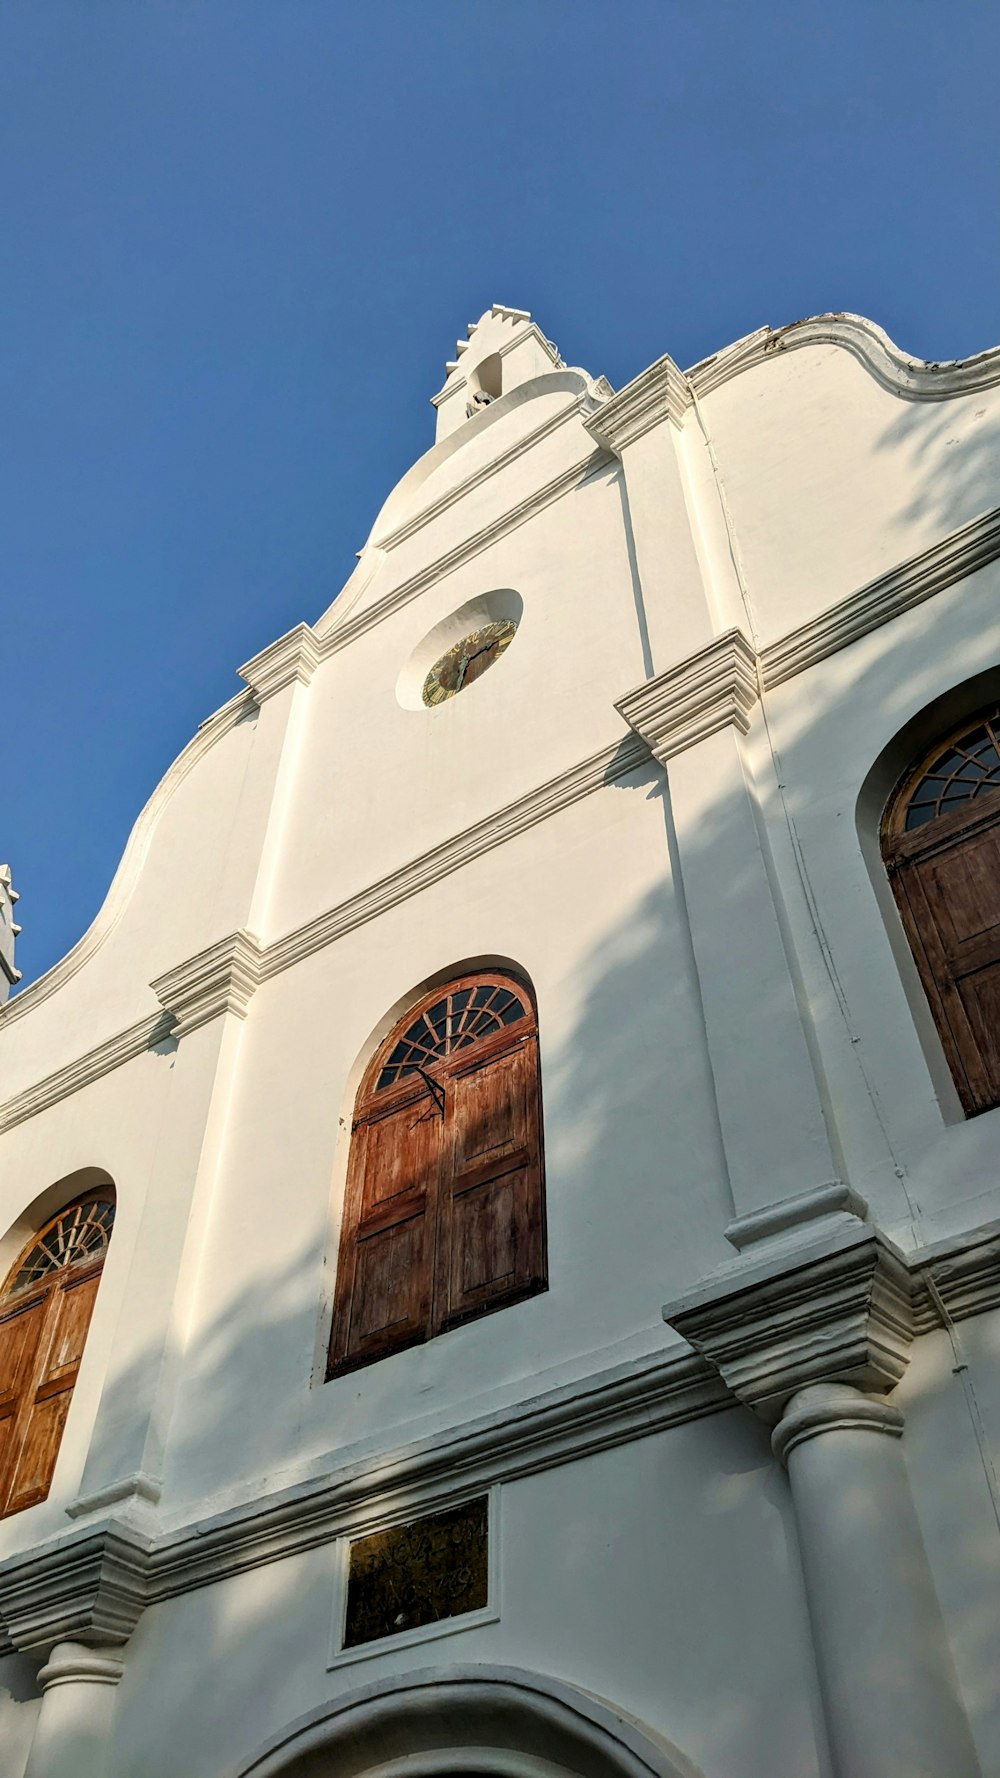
[3,0,998,989]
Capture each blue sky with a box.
[3,0,998,988]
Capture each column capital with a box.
[151,927,262,1037]
[582,353,691,450]
[0,1519,150,1660]
[238,622,322,703]
[664,1225,913,1424]
[37,1642,125,1690]
[771,1382,905,1466]
[615,629,759,764]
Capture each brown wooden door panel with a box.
[440,1042,544,1328]
[0,1293,48,1418]
[350,1211,432,1351]
[888,798,1000,1115]
[39,1270,101,1389]
[3,1392,72,1515]
[918,827,1000,954]
[956,967,1000,1094]
[361,1098,441,1218]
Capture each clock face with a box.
[422,618,517,707]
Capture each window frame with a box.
[327,970,547,1379]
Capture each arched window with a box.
[328,972,546,1376]
[882,705,1000,1116]
[0,1189,115,1516]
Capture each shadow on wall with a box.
[2,412,1000,1778]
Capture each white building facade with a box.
[1,304,999,1778]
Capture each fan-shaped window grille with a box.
[897,710,1000,831]
[6,1196,115,1297]
[882,704,1000,1116]
[376,984,527,1090]
[329,971,546,1376]
[0,1187,115,1518]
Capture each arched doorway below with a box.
[230,1665,706,1778]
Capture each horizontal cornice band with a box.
[0,1013,172,1137]
[687,312,1000,405]
[261,732,650,981]
[145,1347,728,1602]
[760,504,1000,688]
[318,449,610,658]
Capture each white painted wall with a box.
[1,308,999,1778]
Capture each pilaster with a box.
[619,634,845,1233]
[584,359,712,670]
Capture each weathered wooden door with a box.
[329,975,545,1375]
[0,1192,114,1518]
[884,710,1000,1115]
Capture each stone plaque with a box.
[343,1495,488,1647]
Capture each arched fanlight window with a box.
[328,972,546,1376]
[0,1188,115,1517]
[882,705,1000,1115]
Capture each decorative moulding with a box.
[663,1225,914,1424]
[724,1181,869,1251]
[151,929,262,1038]
[374,384,608,556]
[771,1382,904,1466]
[583,353,691,452]
[239,623,322,703]
[687,311,1000,405]
[226,1664,703,1778]
[37,1644,125,1690]
[615,629,759,764]
[318,449,608,661]
[0,1012,171,1137]
[65,1470,162,1524]
[761,504,1000,690]
[146,1344,724,1605]
[261,732,650,980]
[0,1520,151,1659]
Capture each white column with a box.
[23,1644,122,1778]
[773,1383,981,1778]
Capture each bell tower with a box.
[431,303,563,440]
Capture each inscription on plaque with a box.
[343,1495,488,1648]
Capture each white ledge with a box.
[688,311,1000,404]
[152,930,262,1037]
[582,354,691,451]
[615,630,759,763]
[239,624,321,702]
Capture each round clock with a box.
[422,618,517,707]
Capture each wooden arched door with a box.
[883,706,1000,1115]
[328,972,546,1376]
[0,1189,115,1516]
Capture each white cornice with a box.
[0,1013,170,1136]
[261,732,649,980]
[0,1521,151,1658]
[318,448,609,660]
[374,390,607,555]
[147,1345,725,1601]
[239,624,322,703]
[582,354,691,452]
[615,630,759,763]
[761,505,1000,689]
[151,930,262,1038]
[687,312,1000,404]
[664,1226,913,1424]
